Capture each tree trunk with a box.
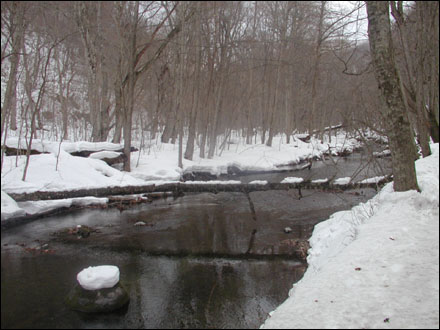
[308,1,325,134]
[122,1,139,172]
[207,74,224,159]
[184,8,201,161]
[1,2,26,134]
[366,1,419,192]
[112,81,123,144]
[414,2,431,157]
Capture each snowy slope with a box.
[260,144,439,329]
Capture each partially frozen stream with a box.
[1,151,391,329]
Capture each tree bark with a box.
[366,1,419,192]
[122,1,139,172]
[184,5,201,161]
[1,2,26,134]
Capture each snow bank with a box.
[1,151,144,194]
[17,197,108,216]
[77,265,120,291]
[2,132,361,194]
[130,133,361,181]
[1,191,108,221]
[261,144,439,329]
[1,191,26,220]
[5,137,125,154]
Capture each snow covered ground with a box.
[261,143,439,329]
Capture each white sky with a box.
[331,1,369,41]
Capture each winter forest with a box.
[2,1,437,173]
[1,1,439,329]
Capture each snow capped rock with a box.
[311,178,328,183]
[284,227,293,233]
[77,265,120,291]
[281,177,304,184]
[249,180,268,185]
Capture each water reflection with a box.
[1,247,305,329]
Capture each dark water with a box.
[1,246,305,329]
[1,151,391,329]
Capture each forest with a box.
[2,1,437,178]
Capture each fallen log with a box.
[2,145,138,157]
[3,146,49,156]
[8,176,393,202]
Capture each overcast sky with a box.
[331,1,369,41]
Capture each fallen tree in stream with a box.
[8,175,393,202]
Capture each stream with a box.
[1,150,391,329]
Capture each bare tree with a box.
[1,2,26,135]
[74,1,112,142]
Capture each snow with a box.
[1,133,360,196]
[1,151,144,194]
[373,149,391,157]
[284,227,293,233]
[333,176,351,185]
[249,180,269,185]
[281,177,304,184]
[5,137,125,154]
[18,199,73,215]
[130,133,361,181]
[89,151,122,159]
[1,191,26,220]
[311,178,328,183]
[2,133,358,220]
[183,180,241,185]
[17,197,108,215]
[260,143,439,329]
[1,190,108,220]
[360,175,386,184]
[76,265,120,291]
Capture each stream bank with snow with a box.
[1,132,391,224]
[260,144,439,329]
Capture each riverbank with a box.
[2,131,373,221]
[260,143,439,329]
